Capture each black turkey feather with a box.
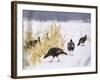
[44,47,67,62]
[67,39,75,55]
[77,35,87,46]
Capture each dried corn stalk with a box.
[23,22,64,68]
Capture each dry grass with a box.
[23,22,64,67]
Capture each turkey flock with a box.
[44,35,88,62]
[25,34,88,62]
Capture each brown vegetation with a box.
[23,22,64,67]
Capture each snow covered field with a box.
[23,20,91,70]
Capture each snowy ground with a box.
[23,20,91,70]
[24,42,91,70]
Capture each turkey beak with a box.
[64,52,68,55]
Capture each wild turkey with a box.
[44,47,67,62]
[26,37,40,48]
[77,35,87,46]
[33,37,40,44]
[67,39,75,55]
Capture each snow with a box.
[23,20,91,70]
